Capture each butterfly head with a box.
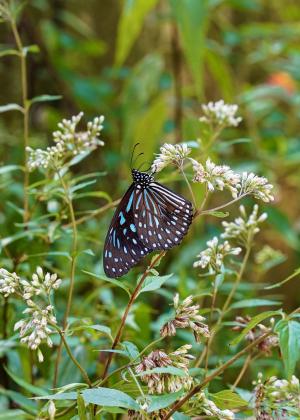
[132,169,154,188]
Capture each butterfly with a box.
[103,165,193,278]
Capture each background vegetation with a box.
[1,0,300,419]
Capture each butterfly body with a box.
[103,169,193,278]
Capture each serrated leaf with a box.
[28,94,62,105]
[139,274,172,294]
[275,319,300,378]
[0,103,24,113]
[211,390,248,410]
[230,310,282,346]
[82,388,139,410]
[148,390,184,412]
[230,299,281,310]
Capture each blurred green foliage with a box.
[1,0,300,418]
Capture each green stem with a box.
[53,169,78,387]
[101,251,165,380]
[162,332,271,420]
[180,167,197,208]
[51,323,91,387]
[10,17,30,224]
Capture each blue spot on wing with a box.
[126,191,134,213]
[119,211,126,225]
[130,224,136,232]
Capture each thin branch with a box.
[10,17,30,223]
[101,251,166,380]
[53,171,78,387]
[162,332,271,420]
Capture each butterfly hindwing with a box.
[103,184,152,278]
[136,182,193,250]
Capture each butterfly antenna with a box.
[130,143,140,169]
[137,161,152,172]
[132,152,144,169]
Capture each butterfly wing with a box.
[136,181,193,250]
[103,184,152,278]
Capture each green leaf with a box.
[211,390,248,410]
[122,341,140,360]
[35,392,77,400]
[77,392,87,420]
[0,389,37,414]
[148,390,184,412]
[86,324,113,341]
[83,270,131,297]
[28,94,62,105]
[139,274,173,294]
[4,367,47,396]
[82,388,139,410]
[0,164,22,174]
[230,299,281,309]
[275,319,300,378]
[0,410,26,419]
[115,0,159,66]
[170,0,209,97]
[74,191,111,202]
[0,103,24,113]
[137,366,187,377]
[230,310,282,346]
[208,211,229,218]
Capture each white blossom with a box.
[222,204,267,246]
[14,304,57,351]
[151,143,191,173]
[194,236,241,273]
[20,266,61,301]
[160,294,210,341]
[200,99,242,128]
[27,113,105,171]
[239,172,274,202]
[0,268,20,297]
[191,158,241,198]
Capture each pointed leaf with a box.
[211,390,248,410]
[230,310,282,346]
[148,390,184,412]
[82,388,139,410]
[276,319,300,378]
[0,103,24,113]
[139,274,173,294]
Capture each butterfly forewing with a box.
[103,184,152,278]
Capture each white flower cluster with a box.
[191,158,274,202]
[0,266,61,359]
[196,391,235,419]
[254,373,300,419]
[222,204,267,246]
[160,294,210,342]
[239,172,274,202]
[135,344,194,394]
[194,236,241,273]
[200,99,242,128]
[14,303,57,353]
[191,158,241,197]
[27,112,105,171]
[151,143,191,173]
[20,266,61,301]
[0,268,20,297]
